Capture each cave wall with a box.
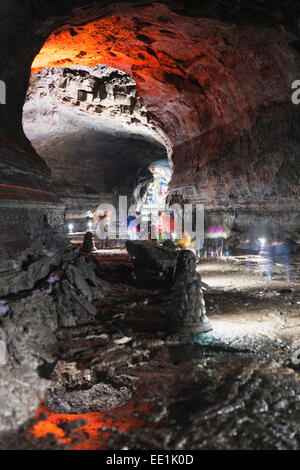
[29,4,300,220]
[0,145,67,276]
[0,0,299,273]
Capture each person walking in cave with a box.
[257,236,270,277]
[147,219,151,240]
[242,236,253,271]
[205,221,227,257]
[156,211,164,243]
[135,211,141,240]
[222,212,234,257]
[92,211,98,230]
[266,239,291,282]
[98,210,110,248]
[128,211,141,240]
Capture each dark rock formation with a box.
[81,231,94,253]
[0,199,67,278]
[1,253,300,449]
[126,239,178,281]
[168,250,212,336]
[0,357,50,433]
[0,246,78,298]
[46,361,140,414]
[0,249,111,431]
[163,239,177,250]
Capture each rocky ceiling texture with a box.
[0,0,300,271]
[23,65,168,223]
[30,4,300,210]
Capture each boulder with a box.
[46,360,140,414]
[81,231,94,253]
[125,240,178,281]
[0,358,50,432]
[0,249,110,432]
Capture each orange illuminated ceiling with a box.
[31,5,286,172]
[32,17,139,75]
[31,15,192,83]
[30,9,209,161]
[30,9,217,159]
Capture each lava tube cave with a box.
[0,0,300,454]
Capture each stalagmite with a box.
[168,250,212,336]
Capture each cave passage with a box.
[0,0,300,453]
[22,65,170,235]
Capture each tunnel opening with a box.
[22,64,171,239]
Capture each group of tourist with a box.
[86,210,293,282]
[92,210,110,247]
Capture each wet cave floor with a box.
[3,252,300,450]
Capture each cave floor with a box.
[2,252,300,450]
